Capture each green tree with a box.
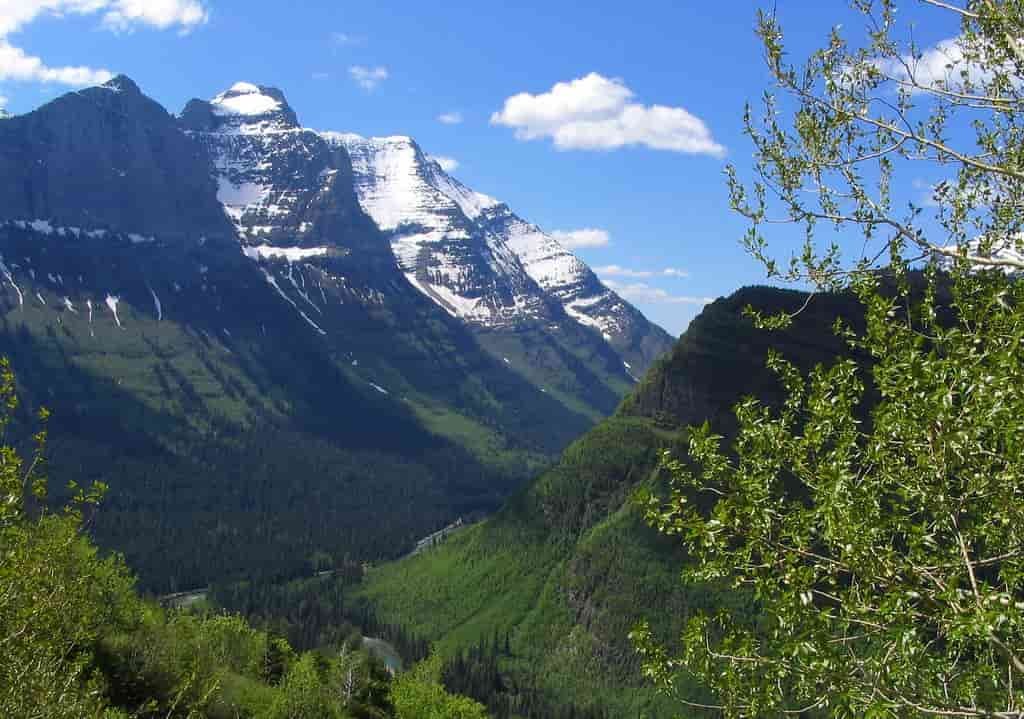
[634,1,1024,717]
[0,357,138,718]
[390,656,489,719]
[262,653,342,719]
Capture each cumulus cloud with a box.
[438,111,463,125]
[349,65,388,91]
[430,155,460,172]
[0,0,208,87]
[0,94,7,108]
[603,279,713,306]
[99,0,208,33]
[0,42,112,85]
[596,265,690,279]
[491,73,725,156]
[551,228,611,249]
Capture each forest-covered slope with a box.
[354,286,869,717]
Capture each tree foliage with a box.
[0,356,137,719]
[635,1,1024,717]
[728,0,1024,292]
[390,656,488,719]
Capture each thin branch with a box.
[921,0,979,18]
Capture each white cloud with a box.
[491,72,725,156]
[99,0,208,33]
[0,42,113,85]
[349,65,388,91]
[874,36,1007,92]
[0,0,208,87]
[603,279,713,306]
[596,264,690,279]
[551,228,611,249]
[0,1,90,37]
[597,265,653,278]
[430,155,459,172]
[0,94,7,108]
[438,111,463,125]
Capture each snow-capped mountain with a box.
[330,133,547,327]
[330,132,670,369]
[179,80,671,374]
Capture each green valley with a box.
[351,286,867,717]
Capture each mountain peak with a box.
[212,82,289,117]
[101,74,142,95]
[180,82,298,132]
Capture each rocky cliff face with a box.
[331,132,673,372]
[180,83,391,267]
[0,76,231,242]
[332,133,547,327]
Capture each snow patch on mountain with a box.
[105,295,121,328]
[0,257,24,307]
[150,288,162,321]
[262,268,328,336]
[243,245,331,262]
[331,134,449,234]
[421,158,500,220]
[501,221,585,288]
[938,238,1024,274]
[217,179,270,213]
[327,132,549,327]
[0,219,148,243]
[30,220,53,235]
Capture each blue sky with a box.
[0,1,963,335]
